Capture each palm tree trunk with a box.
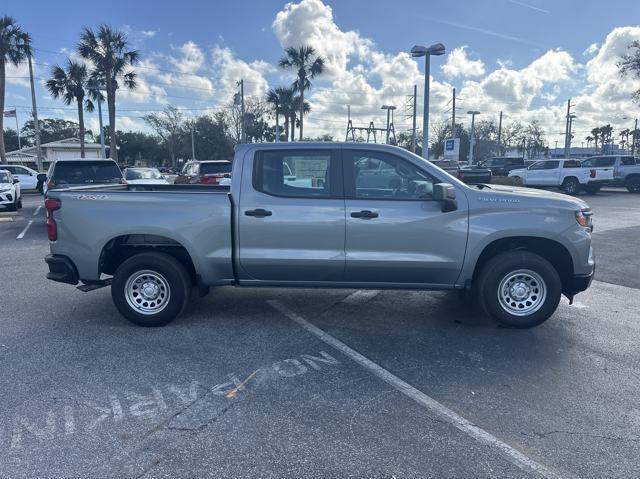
[106,78,118,161]
[275,111,279,142]
[283,117,289,142]
[77,98,86,158]
[0,60,6,163]
[298,77,304,141]
[290,112,295,142]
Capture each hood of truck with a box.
[468,184,590,210]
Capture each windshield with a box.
[52,162,123,185]
[201,162,231,175]
[126,168,162,180]
[0,172,9,183]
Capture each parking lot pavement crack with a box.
[166,402,236,432]
[531,430,640,442]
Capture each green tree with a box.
[0,16,31,162]
[143,106,184,166]
[278,46,325,140]
[178,113,234,162]
[266,86,295,142]
[45,60,94,157]
[78,25,139,161]
[619,40,640,104]
[2,127,19,151]
[117,131,165,166]
[21,118,91,145]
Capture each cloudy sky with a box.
[5,0,640,147]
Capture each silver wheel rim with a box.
[124,270,171,315]
[497,269,546,316]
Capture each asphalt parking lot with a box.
[1,190,639,479]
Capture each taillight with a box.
[45,198,61,241]
[590,169,596,178]
[201,174,221,184]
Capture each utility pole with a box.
[451,87,456,134]
[28,52,43,171]
[236,80,246,143]
[632,118,638,156]
[191,121,196,160]
[563,99,572,158]
[411,85,417,153]
[497,111,503,156]
[468,110,480,165]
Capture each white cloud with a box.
[583,43,599,56]
[141,30,157,38]
[5,61,31,88]
[441,47,486,78]
[211,46,270,102]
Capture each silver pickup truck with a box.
[44,143,595,329]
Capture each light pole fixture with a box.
[411,43,446,159]
[467,110,480,165]
[381,105,396,144]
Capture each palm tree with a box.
[599,124,613,152]
[0,16,31,162]
[78,25,139,161]
[619,128,630,152]
[278,46,325,141]
[590,127,601,153]
[585,136,593,149]
[46,60,94,157]
[290,95,310,140]
[266,86,294,142]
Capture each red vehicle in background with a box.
[174,160,232,185]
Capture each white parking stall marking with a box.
[33,205,42,216]
[16,220,33,239]
[341,290,379,305]
[268,299,567,479]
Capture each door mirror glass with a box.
[13,178,20,184]
[433,183,457,212]
[37,173,47,182]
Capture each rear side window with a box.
[201,163,231,175]
[564,160,580,168]
[253,150,333,198]
[52,161,123,185]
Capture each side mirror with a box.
[13,178,19,184]
[37,173,47,182]
[433,183,457,212]
[223,173,231,179]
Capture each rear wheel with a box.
[477,251,562,328]
[626,177,640,193]
[111,252,192,327]
[561,177,580,195]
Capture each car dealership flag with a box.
[3,109,17,118]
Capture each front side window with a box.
[347,150,435,200]
[595,157,616,167]
[621,156,635,166]
[254,150,332,198]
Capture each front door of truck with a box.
[238,148,345,282]
[342,148,468,285]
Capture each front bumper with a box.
[0,192,14,203]
[570,270,594,294]
[45,254,79,285]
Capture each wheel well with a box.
[562,176,579,184]
[473,237,574,292]
[99,235,197,284]
[625,174,640,184]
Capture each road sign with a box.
[444,138,460,161]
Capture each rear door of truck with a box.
[237,147,345,282]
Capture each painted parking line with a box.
[16,220,33,240]
[33,205,42,216]
[268,299,567,479]
[0,217,14,223]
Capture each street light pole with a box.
[97,96,105,158]
[411,43,445,159]
[468,110,480,165]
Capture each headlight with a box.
[575,209,593,232]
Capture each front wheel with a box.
[111,252,192,326]
[477,251,562,328]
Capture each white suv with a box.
[0,169,22,211]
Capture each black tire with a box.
[561,177,580,195]
[111,252,192,327]
[584,184,601,195]
[6,197,17,212]
[477,251,562,328]
[17,196,22,209]
[626,177,640,193]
